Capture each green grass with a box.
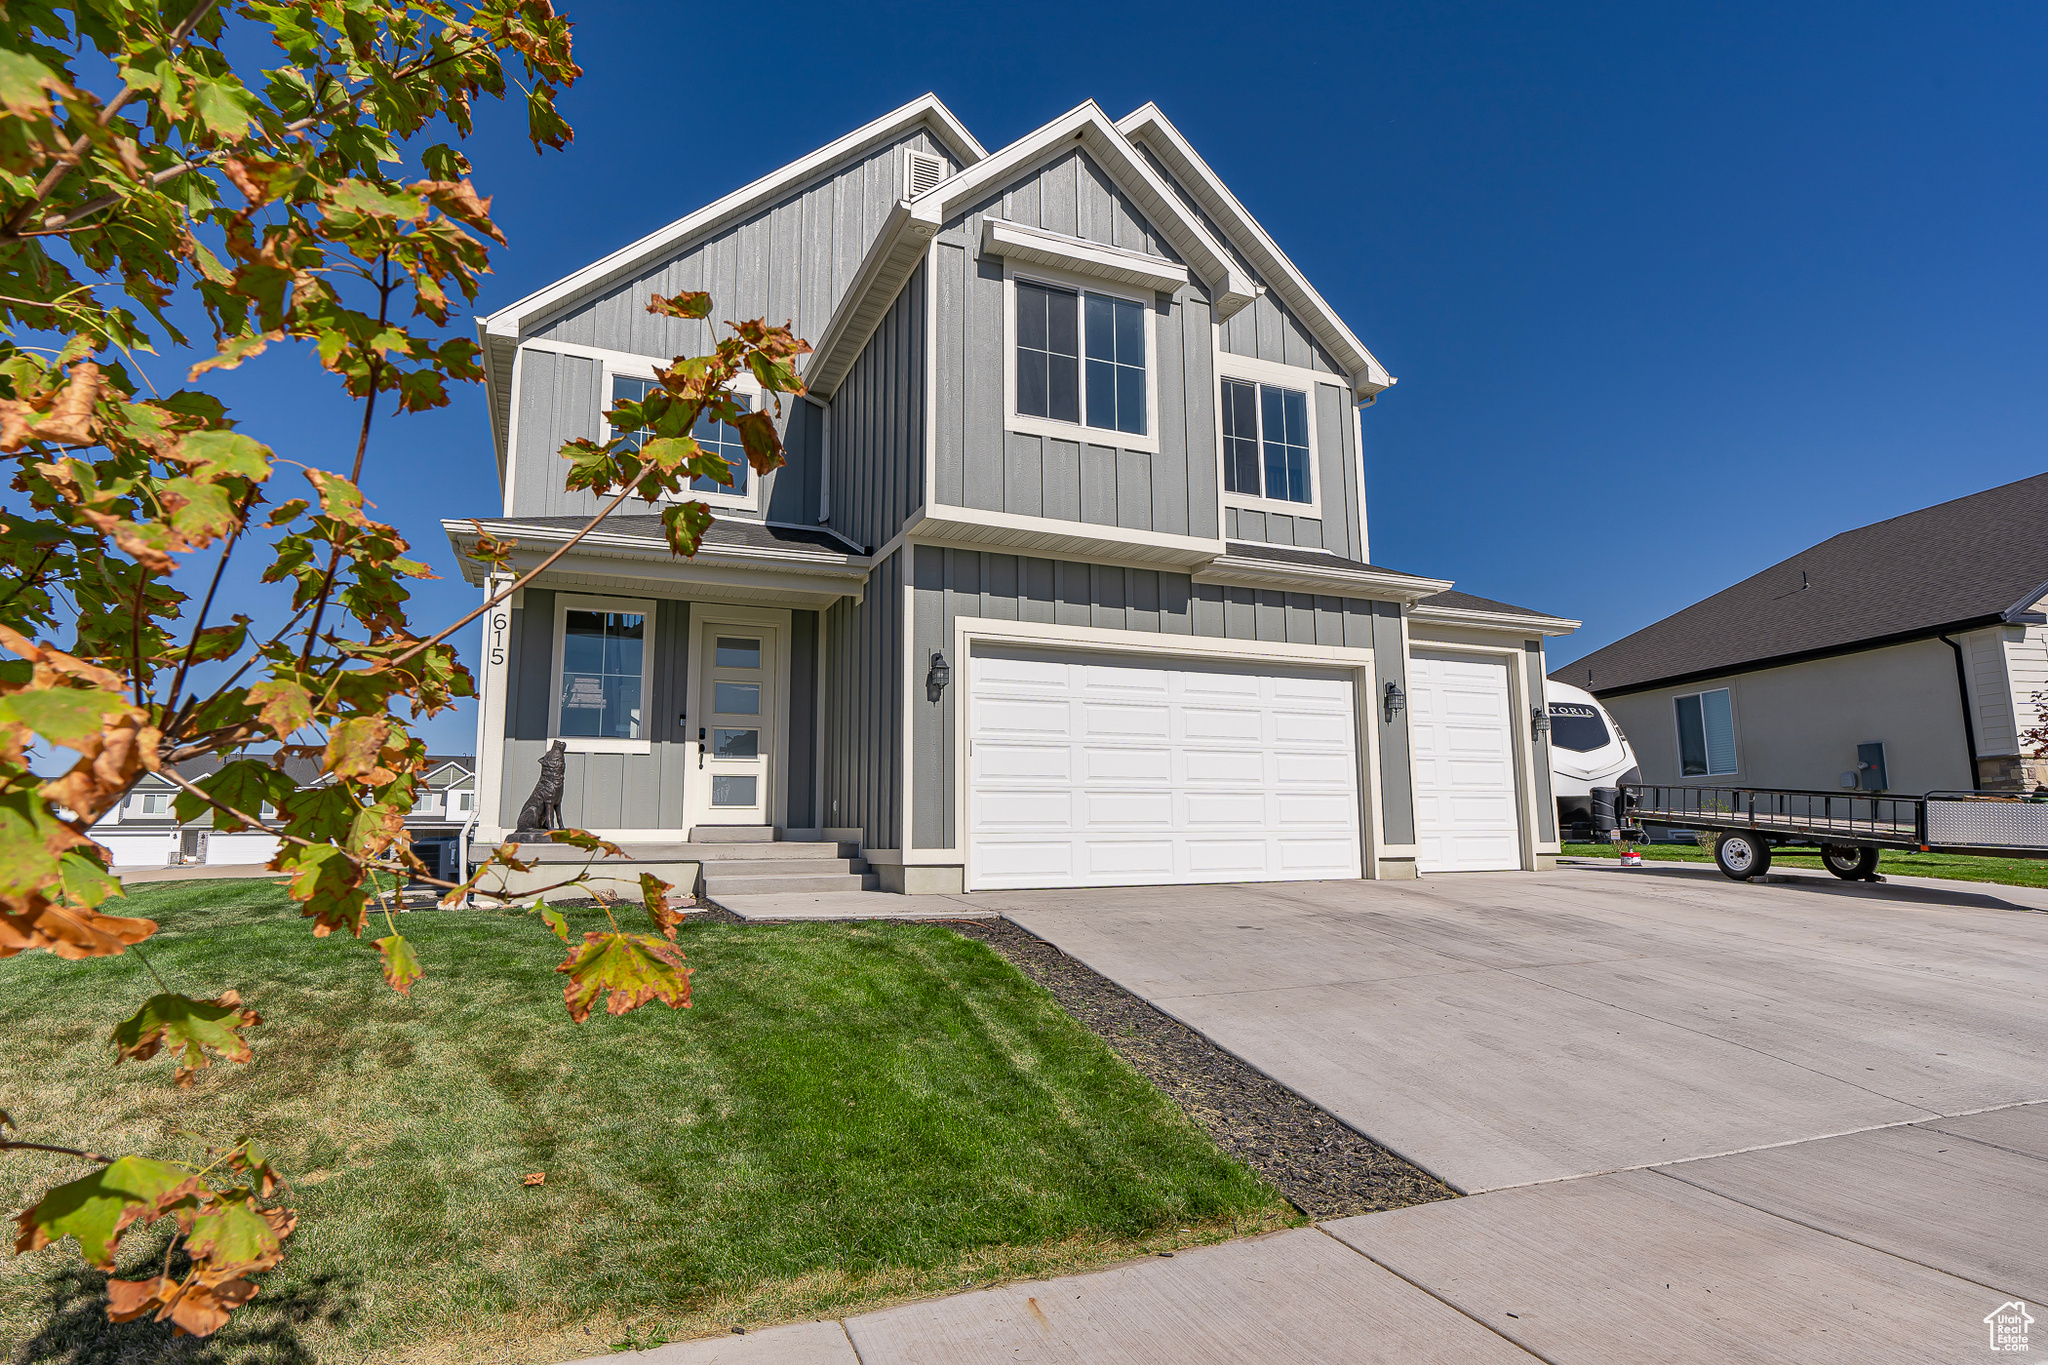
[0,882,1291,1364]
[1563,840,2048,889]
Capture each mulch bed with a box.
[948,918,1455,1220]
[678,900,1453,1219]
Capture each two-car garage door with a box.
[967,648,1362,891]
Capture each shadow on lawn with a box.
[10,1263,357,1365]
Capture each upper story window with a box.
[135,792,171,816]
[1221,377,1311,506]
[552,593,655,754]
[606,371,758,510]
[1009,271,1154,449]
[1675,687,1737,776]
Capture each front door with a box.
[694,626,776,827]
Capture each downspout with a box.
[1937,633,1981,791]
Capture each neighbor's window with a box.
[1220,377,1311,504]
[454,790,476,814]
[136,792,171,816]
[1548,703,1611,753]
[559,607,646,740]
[1675,688,1737,776]
[610,374,750,496]
[1016,280,1146,436]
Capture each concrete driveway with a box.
[942,862,2048,1362]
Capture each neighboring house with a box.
[96,755,477,871]
[1555,473,2048,795]
[452,95,1579,891]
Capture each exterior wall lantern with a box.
[1382,680,1405,722]
[1532,705,1551,741]
[926,650,952,701]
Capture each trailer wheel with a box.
[1714,832,1772,880]
[1819,844,1880,880]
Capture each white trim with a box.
[950,615,1383,889]
[812,393,833,525]
[1001,261,1162,454]
[1116,104,1395,398]
[981,218,1189,293]
[908,503,1224,569]
[900,567,916,855]
[1196,553,1450,601]
[474,575,515,839]
[683,604,794,833]
[480,95,984,343]
[548,592,659,755]
[1353,401,1372,565]
[1214,356,1327,520]
[1408,604,1581,636]
[501,339,526,511]
[597,355,762,513]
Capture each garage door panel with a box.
[969,647,1362,890]
[1411,651,1521,873]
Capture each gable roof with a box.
[1415,589,1580,635]
[1116,105,1394,398]
[1556,472,2048,696]
[473,94,985,464]
[805,101,1258,399]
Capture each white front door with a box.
[966,646,1362,890]
[693,627,776,826]
[1410,650,1522,872]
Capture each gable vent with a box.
[905,149,946,198]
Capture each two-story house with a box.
[450,96,1578,895]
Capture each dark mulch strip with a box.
[947,917,1456,1221]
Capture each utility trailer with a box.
[1622,783,2048,882]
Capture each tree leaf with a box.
[539,904,570,942]
[184,1193,289,1281]
[641,873,679,941]
[246,680,313,738]
[110,990,262,1086]
[172,760,291,831]
[323,714,390,779]
[13,1156,199,1267]
[374,934,421,994]
[557,931,692,1023]
[0,687,136,750]
[275,845,367,938]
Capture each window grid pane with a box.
[559,609,645,740]
[1221,378,1261,495]
[1675,694,1708,776]
[1083,293,1146,436]
[1016,283,1079,423]
[1702,689,1737,774]
[1255,384,1312,505]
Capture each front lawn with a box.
[0,881,1290,1364]
[1563,841,2048,889]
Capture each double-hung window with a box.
[1221,377,1312,505]
[1674,688,1737,776]
[608,373,755,505]
[555,596,651,747]
[1014,280,1147,438]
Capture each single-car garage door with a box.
[968,647,1362,890]
[1410,650,1522,872]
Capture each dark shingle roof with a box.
[475,515,860,555]
[1419,588,1562,620]
[1554,472,2048,696]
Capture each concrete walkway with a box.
[572,864,2048,1363]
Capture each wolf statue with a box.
[513,739,567,838]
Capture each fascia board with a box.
[980,219,1188,292]
[1195,554,1451,602]
[479,94,984,342]
[1408,604,1582,636]
[915,103,1256,320]
[910,504,1225,569]
[440,519,870,587]
[2002,575,2048,621]
[1116,104,1396,398]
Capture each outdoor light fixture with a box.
[1532,705,1551,741]
[926,649,952,701]
[1383,680,1405,722]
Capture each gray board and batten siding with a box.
[932,148,1220,543]
[825,263,925,553]
[907,545,1412,851]
[820,548,906,851]
[499,589,820,831]
[506,127,959,523]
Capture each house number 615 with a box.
[488,611,508,667]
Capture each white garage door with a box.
[1410,651,1522,872]
[968,647,1362,891]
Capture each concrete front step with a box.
[689,825,777,843]
[699,856,867,877]
[703,872,880,895]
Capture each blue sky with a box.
[181,0,2047,754]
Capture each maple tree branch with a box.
[0,1138,115,1164]
[161,490,257,730]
